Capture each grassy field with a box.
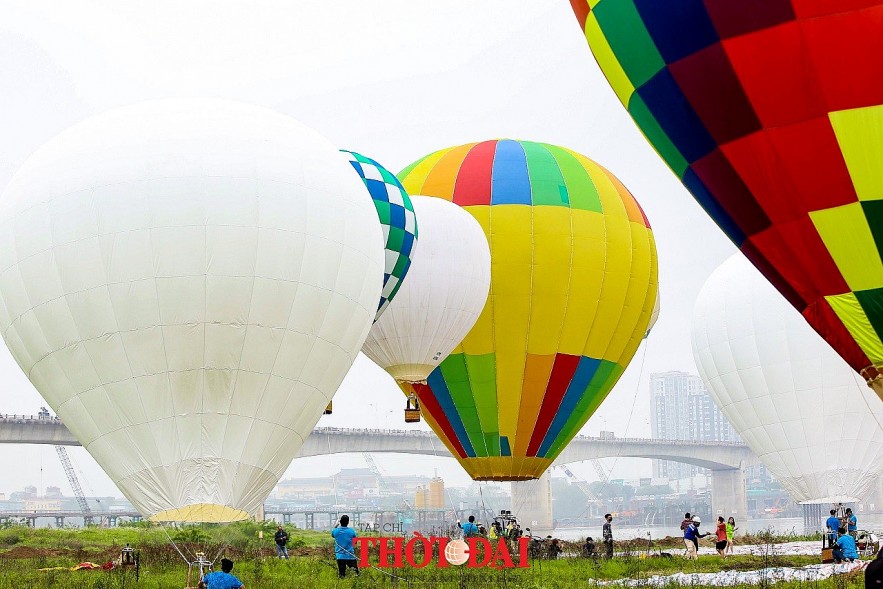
[0,523,867,589]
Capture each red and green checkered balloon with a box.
[570,0,883,400]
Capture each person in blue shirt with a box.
[683,516,709,560]
[826,510,841,544]
[458,515,479,538]
[846,508,858,538]
[331,515,359,578]
[833,527,858,563]
[199,558,244,589]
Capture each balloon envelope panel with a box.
[361,196,490,383]
[398,139,658,480]
[0,99,384,521]
[692,255,883,504]
[570,0,883,381]
[341,150,418,321]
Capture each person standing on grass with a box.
[680,513,692,534]
[715,517,728,558]
[684,516,709,560]
[457,515,479,538]
[826,509,841,544]
[683,518,699,560]
[846,508,858,539]
[691,516,709,552]
[199,558,244,589]
[274,525,289,559]
[332,515,359,578]
[725,517,737,555]
[602,513,614,558]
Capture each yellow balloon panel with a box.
[397,140,657,479]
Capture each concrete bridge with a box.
[0,414,754,468]
[0,510,141,528]
[298,427,755,470]
[0,413,755,530]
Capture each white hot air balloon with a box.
[692,254,883,504]
[361,196,490,384]
[0,99,384,522]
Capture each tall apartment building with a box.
[649,371,739,480]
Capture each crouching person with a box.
[833,527,858,563]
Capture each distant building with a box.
[649,371,740,480]
[276,477,336,500]
[415,477,445,509]
[744,463,775,488]
[23,499,61,511]
[385,475,431,496]
[428,477,445,508]
[332,468,380,495]
[10,486,38,501]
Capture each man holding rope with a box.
[332,515,359,577]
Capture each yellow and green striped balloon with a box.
[398,139,658,480]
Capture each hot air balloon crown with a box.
[400,139,652,222]
[397,139,658,481]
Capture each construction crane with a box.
[55,446,93,525]
[362,453,387,495]
[558,464,602,502]
[592,459,611,485]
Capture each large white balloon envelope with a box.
[361,196,491,383]
[0,99,384,522]
[692,254,883,504]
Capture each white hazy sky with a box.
[0,0,737,497]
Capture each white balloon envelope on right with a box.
[692,254,883,504]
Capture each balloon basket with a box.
[117,545,139,581]
[324,402,332,415]
[185,552,212,589]
[404,394,421,423]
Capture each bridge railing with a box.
[1,414,748,448]
[313,428,748,445]
[0,414,62,423]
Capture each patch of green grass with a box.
[0,554,867,589]
[0,521,328,553]
[0,526,864,589]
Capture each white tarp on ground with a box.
[694,540,819,556]
[594,560,868,587]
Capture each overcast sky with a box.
[0,0,737,498]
